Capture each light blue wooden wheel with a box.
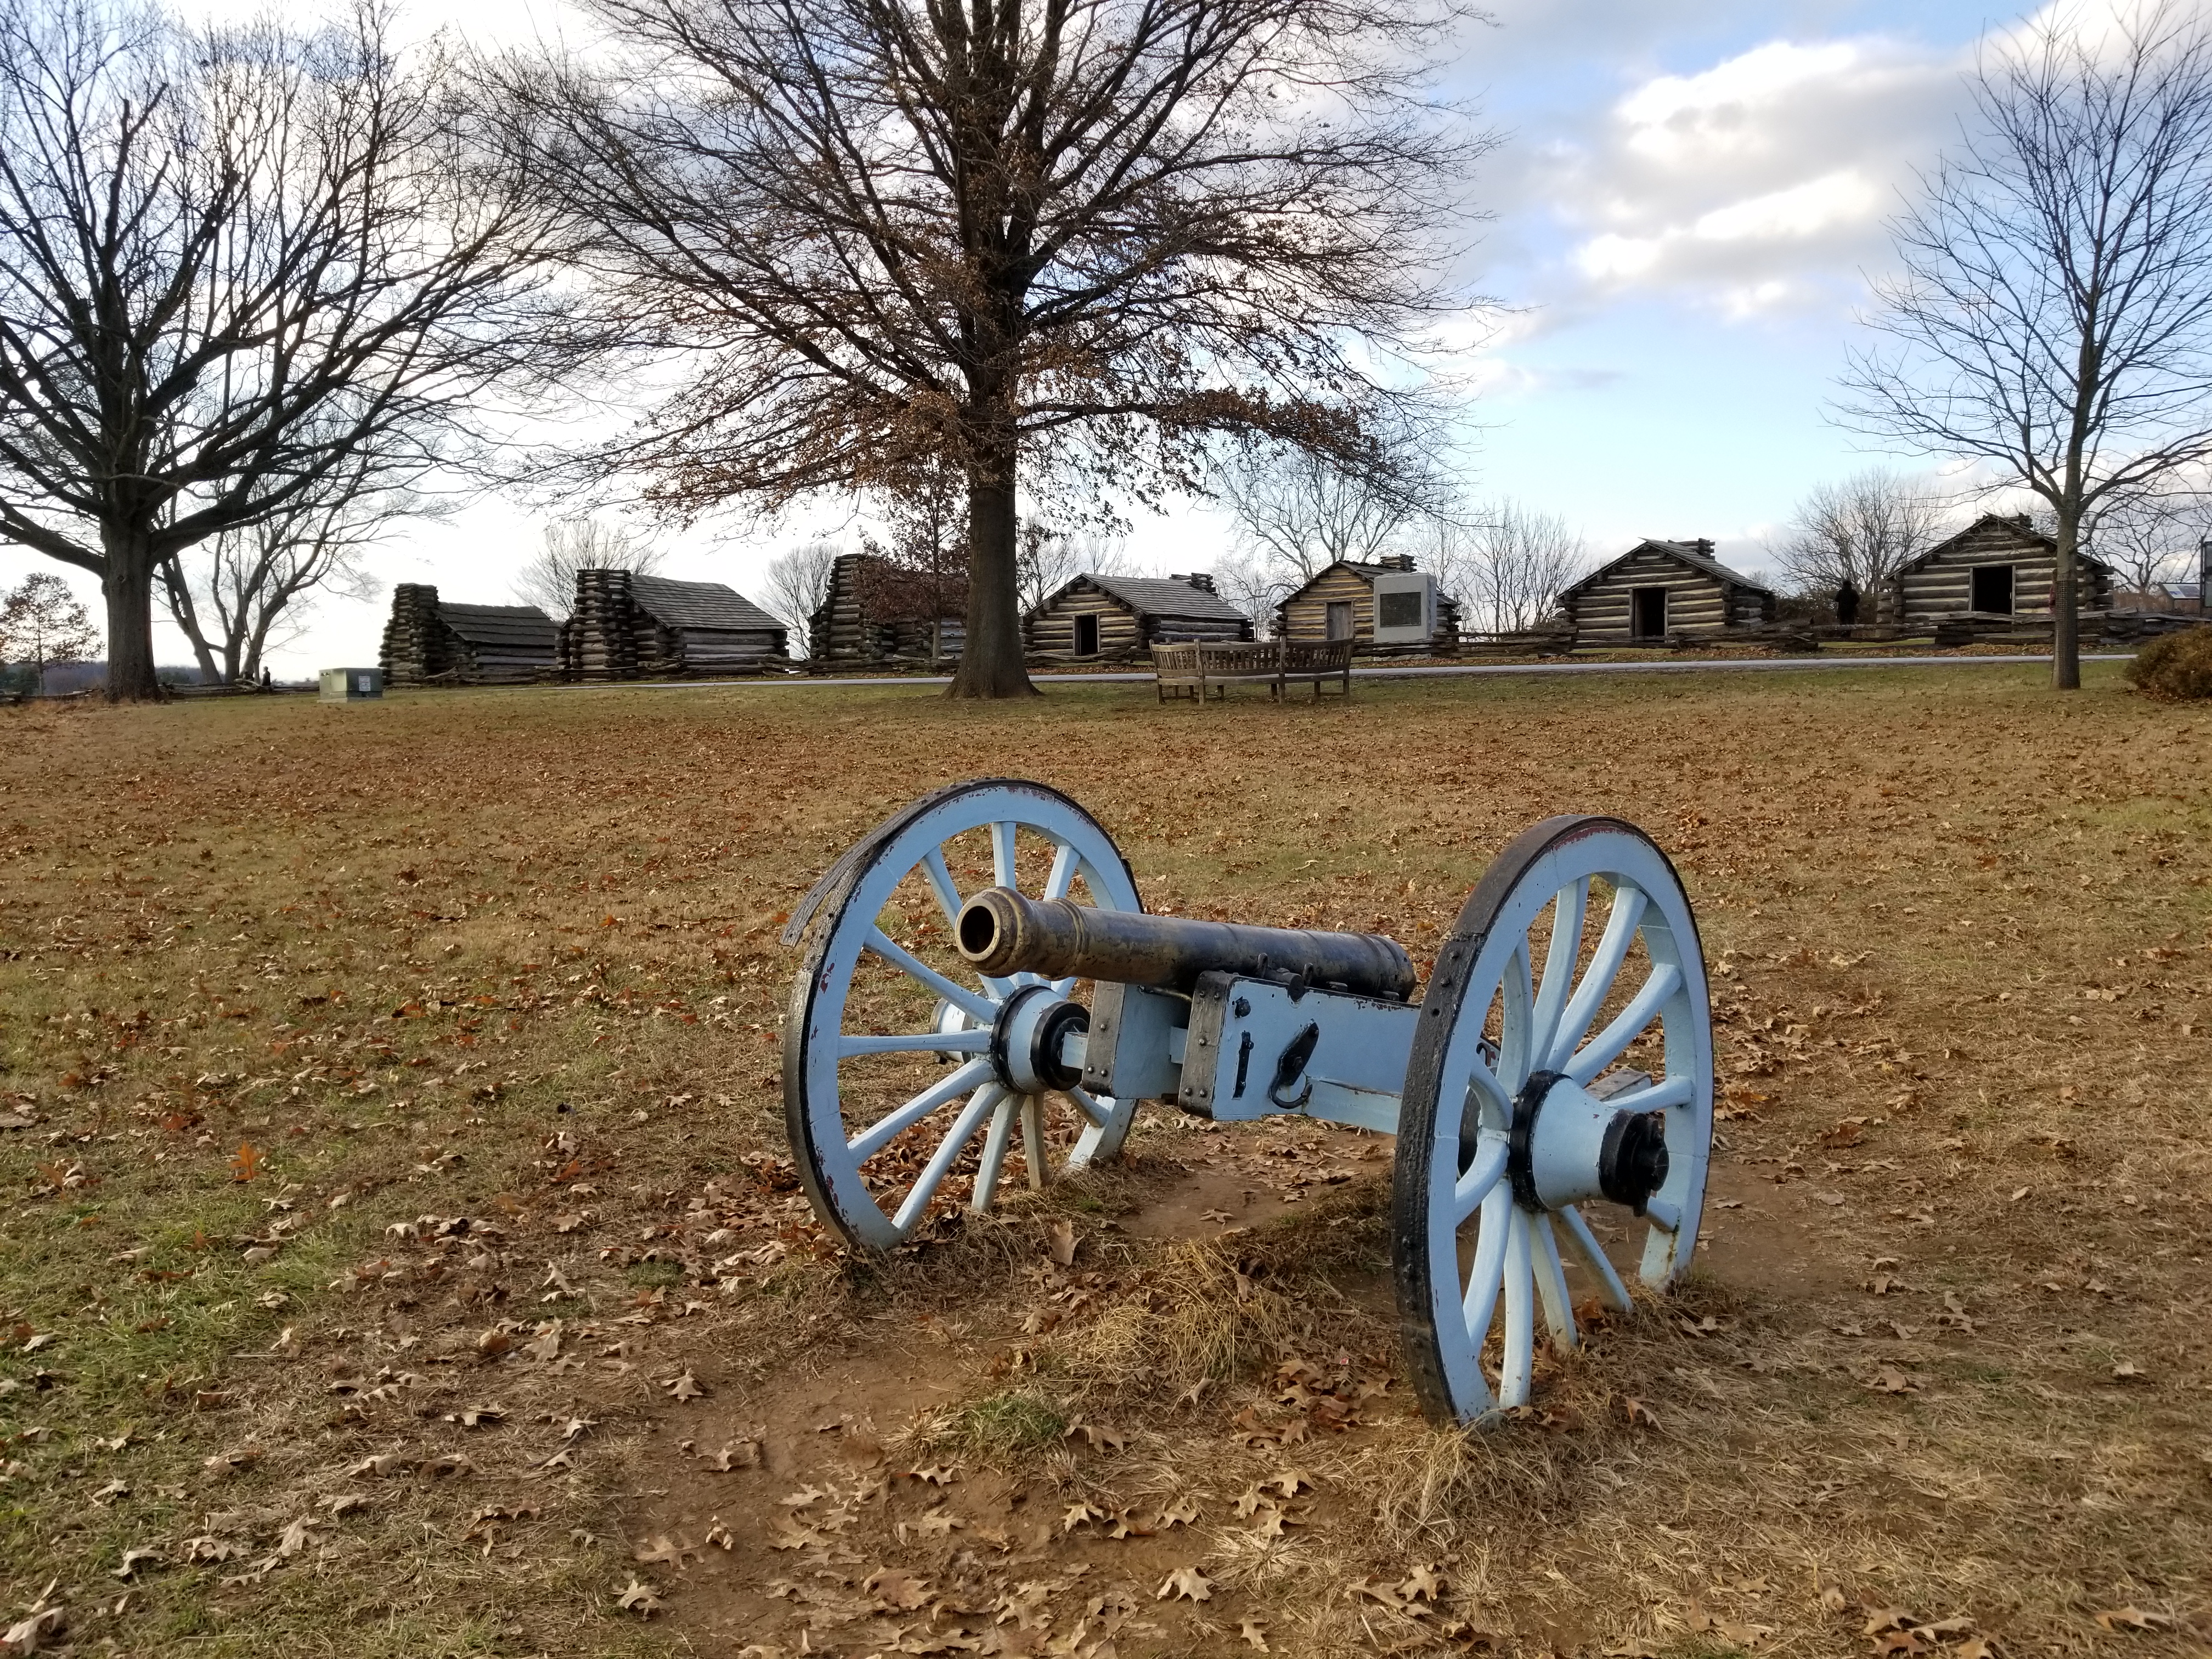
[783,780,1143,1250]
[1393,816,1714,1425]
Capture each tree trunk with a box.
[949,446,1038,698]
[159,558,223,685]
[101,528,162,701]
[2052,508,2081,691]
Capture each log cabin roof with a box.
[1055,573,1249,624]
[438,603,560,652]
[1895,513,2114,577]
[629,574,785,634]
[1559,540,1774,600]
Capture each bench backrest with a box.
[1280,639,1353,671]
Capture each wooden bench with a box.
[1150,639,1353,702]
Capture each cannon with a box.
[781,778,1713,1425]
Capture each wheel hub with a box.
[991,984,1089,1094]
[1508,1069,1671,1215]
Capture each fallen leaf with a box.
[1868,1367,1920,1394]
[230,1143,264,1182]
[1623,1396,1660,1428]
[867,1567,932,1611]
[1048,1220,1078,1267]
[1239,1617,1271,1651]
[663,1370,707,1401]
[2094,1607,2174,1633]
[616,1576,663,1616]
[1156,1566,1212,1603]
[2111,1360,2147,1383]
[112,1547,162,1580]
[1399,1562,1446,1602]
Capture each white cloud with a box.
[1537,32,1969,316]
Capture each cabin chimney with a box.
[1172,572,1217,593]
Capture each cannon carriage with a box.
[781,778,1713,1426]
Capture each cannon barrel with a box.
[955,888,1417,1001]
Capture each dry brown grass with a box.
[1,665,2208,1658]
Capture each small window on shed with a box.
[1970,565,2015,614]
[1073,612,1099,656]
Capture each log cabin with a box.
[1557,539,1776,646]
[1025,572,1252,661]
[809,552,968,663]
[1892,514,2113,624]
[558,569,788,679]
[380,584,560,685]
[1274,555,1463,656]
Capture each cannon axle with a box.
[955,886,1417,1002]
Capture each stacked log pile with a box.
[560,568,645,680]
[380,584,448,682]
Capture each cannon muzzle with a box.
[956,888,1416,1001]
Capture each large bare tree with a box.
[1774,469,1952,619]
[489,0,1489,696]
[1843,4,2212,689]
[0,0,561,700]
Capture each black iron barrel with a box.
[956,888,1417,1001]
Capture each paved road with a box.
[590,652,2134,693]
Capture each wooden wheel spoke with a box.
[1555,1203,1632,1312]
[1564,961,1681,1085]
[1593,1073,1695,1114]
[921,846,965,929]
[1043,840,1079,900]
[1066,1084,1112,1128]
[1019,1093,1048,1189]
[892,1084,1002,1232]
[1529,877,1588,1066]
[1545,886,1647,1072]
[1453,1137,1508,1224]
[1496,939,1536,1088]
[865,927,996,1024]
[847,1058,994,1161]
[1459,1182,1514,1337]
[968,1089,1018,1214]
[1532,1213,1577,1352]
[1499,1209,1536,1408]
[991,821,1018,889]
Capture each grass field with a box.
[1,665,2208,1659]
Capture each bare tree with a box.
[2087,487,2207,602]
[1217,430,1463,588]
[761,538,840,651]
[486,0,1490,697]
[1842,5,2212,689]
[0,569,97,693]
[1774,470,1953,619]
[0,0,562,700]
[1016,520,1133,617]
[513,517,662,617]
[1438,501,1587,633]
[159,494,391,685]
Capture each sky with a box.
[2,0,2036,675]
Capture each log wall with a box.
[1565,547,1773,644]
[1895,518,2114,620]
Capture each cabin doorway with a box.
[1326,601,1355,641]
[1632,586,1668,640]
[1073,613,1100,657]
[1970,565,2015,614]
